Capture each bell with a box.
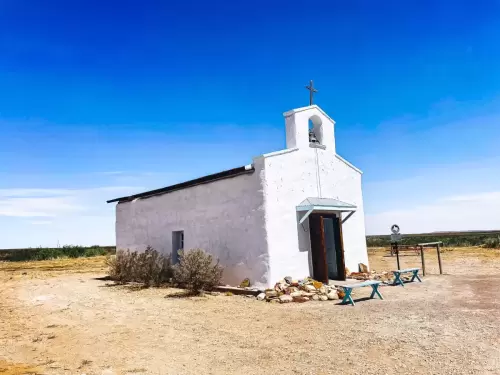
[309,129,319,143]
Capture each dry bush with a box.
[483,236,500,249]
[107,246,173,287]
[173,248,223,293]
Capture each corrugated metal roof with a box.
[107,165,254,204]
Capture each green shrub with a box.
[84,247,107,257]
[173,248,223,294]
[60,245,86,258]
[107,247,174,287]
[34,247,63,260]
[483,237,500,249]
[7,248,38,261]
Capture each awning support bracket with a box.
[299,208,314,225]
[341,211,355,224]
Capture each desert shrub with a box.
[173,248,223,293]
[6,248,38,261]
[34,247,63,260]
[107,247,173,287]
[60,245,86,258]
[483,236,500,249]
[83,246,107,257]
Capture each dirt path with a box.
[1,250,500,375]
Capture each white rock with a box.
[256,292,266,301]
[279,295,293,303]
[265,290,278,298]
[311,294,320,301]
[290,291,303,297]
[327,291,339,300]
[304,285,316,292]
[319,295,328,301]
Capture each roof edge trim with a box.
[107,165,254,204]
[282,105,336,124]
[335,154,363,174]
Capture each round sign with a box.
[391,224,400,234]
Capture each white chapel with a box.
[108,104,368,288]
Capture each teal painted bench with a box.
[392,268,422,287]
[337,280,384,306]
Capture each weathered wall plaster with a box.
[115,158,270,287]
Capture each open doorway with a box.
[309,213,346,283]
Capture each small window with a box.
[172,230,184,264]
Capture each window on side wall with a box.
[172,230,184,264]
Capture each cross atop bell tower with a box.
[305,80,318,105]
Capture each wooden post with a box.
[395,243,401,270]
[436,243,443,275]
[420,245,426,276]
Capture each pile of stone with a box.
[348,271,393,282]
[348,271,400,284]
[256,277,341,303]
[347,264,395,283]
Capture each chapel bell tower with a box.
[283,105,336,153]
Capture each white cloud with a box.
[97,171,126,175]
[442,191,500,202]
[30,220,52,225]
[365,191,500,235]
[0,186,139,218]
[0,196,82,217]
[0,185,145,247]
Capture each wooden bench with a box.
[392,268,422,287]
[336,280,384,306]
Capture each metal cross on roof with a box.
[305,80,318,105]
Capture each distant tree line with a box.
[0,245,116,261]
[366,231,500,248]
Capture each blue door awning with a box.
[297,197,357,224]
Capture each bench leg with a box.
[393,272,405,287]
[370,284,384,300]
[410,270,422,283]
[341,288,355,306]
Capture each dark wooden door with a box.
[309,214,328,283]
[332,216,346,281]
[323,217,339,280]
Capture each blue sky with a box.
[1,1,500,247]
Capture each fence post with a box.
[436,243,443,274]
[420,245,425,276]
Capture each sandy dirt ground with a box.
[1,249,500,375]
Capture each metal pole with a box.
[420,245,426,276]
[396,243,401,270]
[436,243,443,274]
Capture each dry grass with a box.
[0,256,107,280]
[0,360,42,375]
[1,248,500,374]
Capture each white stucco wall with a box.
[114,159,270,287]
[113,105,367,289]
[262,106,368,283]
